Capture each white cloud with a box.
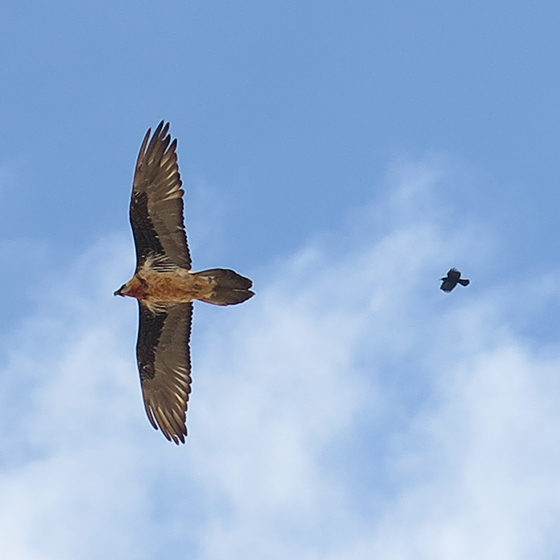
[1,158,560,559]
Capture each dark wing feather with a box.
[440,278,457,292]
[447,268,461,280]
[136,301,193,444]
[130,121,192,271]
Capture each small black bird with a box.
[440,268,470,292]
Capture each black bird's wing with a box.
[136,301,193,444]
[130,122,192,271]
[447,268,461,280]
[440,278,457,292]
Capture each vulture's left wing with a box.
[130,121,192,271]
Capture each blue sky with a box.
[1,1,560,558]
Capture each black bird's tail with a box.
[195,268,255,306]
[458,278,470,287]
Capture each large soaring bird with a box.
[440,268,470,292]
[115,121,254,444]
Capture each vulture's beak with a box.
[114,288,124,297]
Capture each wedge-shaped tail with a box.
[458,278,470,286]
[194,268,255,305]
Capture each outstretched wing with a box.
[130,121,192,271]
[447,268,461,280]
[440,278,457,292]
[136,301,193,444]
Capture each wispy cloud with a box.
[1,158,559,559]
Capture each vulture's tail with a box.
[458,278,470,287]
[195,268,255,305]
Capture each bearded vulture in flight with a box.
[115,121,254,444]
[440,268,470,292]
